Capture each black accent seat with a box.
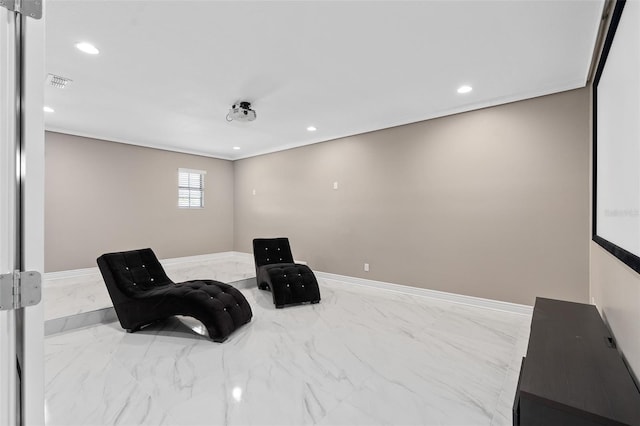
[252,238,321,308]
[97,248,252,342]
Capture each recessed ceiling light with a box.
[43,106,54,113]
[307,126,317,132]
[457,85,473,94]
[75,42,99,55]
[232,387,242,402]
[233,146,241,150]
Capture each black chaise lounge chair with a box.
[97,248,252,342]
[252,238,321,308]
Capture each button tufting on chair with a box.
[97,248,253,342]
[253,238,321,309]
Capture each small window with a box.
[178,168,206,208]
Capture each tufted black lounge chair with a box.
[97,248,252,342]
[252,238,321,308]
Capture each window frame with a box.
[178,168,206,209]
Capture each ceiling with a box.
[44,0,604,160]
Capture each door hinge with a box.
[0,271,42,310]
[0,0,43,19]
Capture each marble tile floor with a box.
[45,277,531,426]
[44,254,257,321]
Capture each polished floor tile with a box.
[45,278,531,426]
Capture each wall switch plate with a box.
[333,181,338,190]
[252,189,256,195]
[364,263,369,272]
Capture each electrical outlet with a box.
[364,263,369,272]
[333,181,338,190]
[252,189,256,195]
[591,296,596,305]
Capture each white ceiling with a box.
[44,0,604,160]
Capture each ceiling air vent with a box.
[46,74,73,89]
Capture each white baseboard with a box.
[228,251,254,261]
[44,251,532,316]
[44,251,240,281]
[44,266,99,281]
[315,271,533,316]
[222,251,309,267]
[160,251,238,265]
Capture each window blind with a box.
[178,168,206,208]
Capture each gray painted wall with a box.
[234,88,591,305]
[45,88,591,306]
[590,244,640,381]
[45,131,234,272]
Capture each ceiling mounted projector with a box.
[226,101,256,122]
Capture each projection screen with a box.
[594,0,640,273]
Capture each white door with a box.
[0,2,45,425]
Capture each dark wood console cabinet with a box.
[513,297,640,426]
